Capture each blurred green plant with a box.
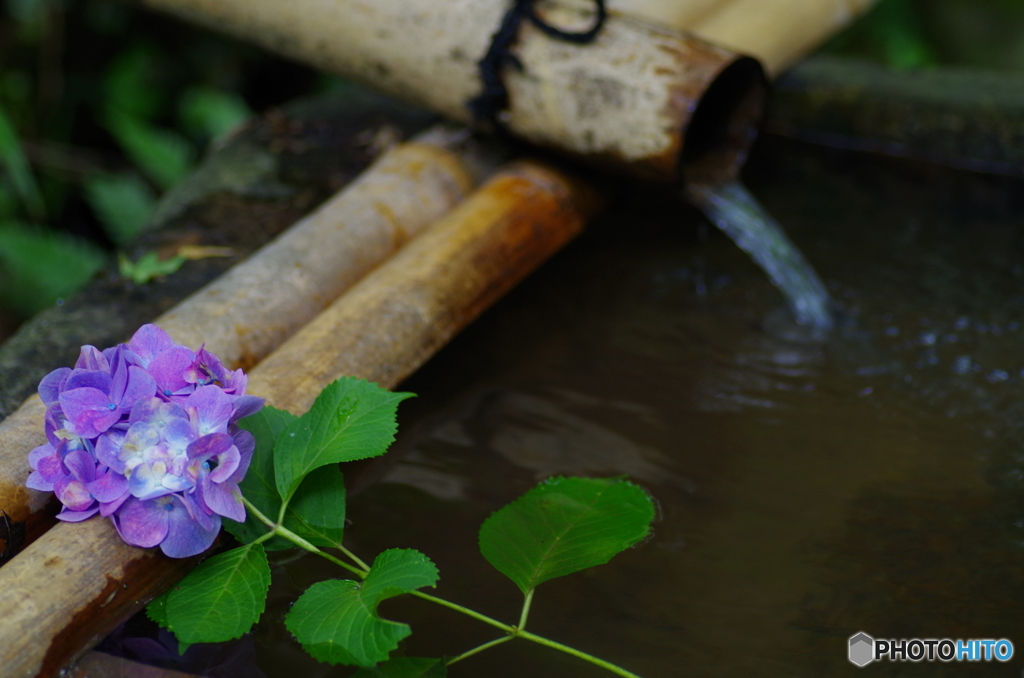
[825,0,1024,71]
[0,0,254,328]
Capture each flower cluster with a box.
[27,325,263,558]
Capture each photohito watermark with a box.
[848,632,1014,667]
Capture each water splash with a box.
[687,181,834,332]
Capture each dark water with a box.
[107,137,1024,677]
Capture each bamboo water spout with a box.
[135,0,766,185]
[0,132,476,548]
[0,159,600,678]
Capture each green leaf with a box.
[479,477,655,594]
[227,406,298,549]
[228,407,348,549]
[156,544,271,647]
[0,220,106,317]
[146,591,169,628]
[0,101,44,219]
[274,378,413,501]
[103,47,163,121]
[351,657,447,678]
[285,549,438,667]
[84,173,155,246]
[284,463,347,548]
[106,111,194,190]
[178,86,251,141]
[118,250,185,284]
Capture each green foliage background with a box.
[0,0,343,335]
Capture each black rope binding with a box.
[468,0,607,129]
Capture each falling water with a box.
[687,181,834,332]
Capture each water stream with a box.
[687,180,834,332]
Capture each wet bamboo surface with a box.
[135,0,761,183]
[0,160,600,678]
[0,136,474,547]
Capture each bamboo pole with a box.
[0,160,601,678]
[0,133,475,546]
[135,0,765,184]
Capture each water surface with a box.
[110,138,1024,677]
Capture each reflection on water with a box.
[687,181,834,332]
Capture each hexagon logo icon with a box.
[849,632,875,667]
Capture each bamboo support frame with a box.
[135,0,766,184]
[0,134,475,546]
[0,159,600,678]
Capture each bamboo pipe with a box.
[0,134,475,547]
[0,160,600,678]
[606,0,880,76]
[134,0,766,185]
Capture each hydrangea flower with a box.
[27,325,263,558]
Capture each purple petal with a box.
[185,385,233,435]
[65,369,112,393]
[38,368,71,405]
[114,496,170,548]
[128,325,174,367]
[28,442,56,470]
[209,445,240,483]
[162,417,198,454]
[181,489,218,531]
[148,347,195,395]
[96,430,127,473]
[186,432,233,461]
[56,506,100,522]
[202,478,245,522]
[88,469,129,502]
[60,387,120,438]
[128,463,173,500]
[64,448,98,483]
[26,470,54,492]
[187,347,228,383]
[128,397,187,426]
[55,476,96,512]
[230,395,264,422]
[118,366,157,411]
[100,491,130,517]
[36,450,66,484]
[221,368,247,395]
[231,430,255,482]
[160,495,220,558]
[44,404,65,447]
[75,345,109,372]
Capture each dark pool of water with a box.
[107,136,1024,677]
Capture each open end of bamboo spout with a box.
[680,56,767,188]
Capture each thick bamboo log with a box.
[0,135,474,547]
[135,0,765,184]
[0,160,600,677]
[247,160,600,413]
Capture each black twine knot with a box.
[468,0,607,129]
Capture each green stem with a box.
[518,588,534,631]
[517,630,643,678]
[446,636,514,665]
[410,591,514,634]
[240,496,277,530]
[239,496,367,577]
[337,543,371,572]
